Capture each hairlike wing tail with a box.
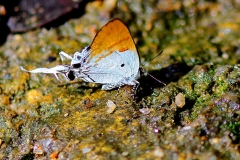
[20,65,71,81]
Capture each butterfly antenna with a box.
[141,50,166,86]
[142,50,163,67]
[146,72,166,85]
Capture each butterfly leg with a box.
[130,81,139,99]
[133,80,139,91]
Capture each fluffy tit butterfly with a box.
[21,19,140,90]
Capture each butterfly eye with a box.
[67,70,75,81]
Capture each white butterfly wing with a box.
[79,50,139,84]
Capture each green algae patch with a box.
[0,0,240,159]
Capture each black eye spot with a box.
[86,46,91,51]
[67,71,75,81]
[73,63,81,68]
[46,56,56,62]
[121,64,125,67]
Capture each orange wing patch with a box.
[89,19,138,61]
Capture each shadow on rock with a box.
[136,62,193,102]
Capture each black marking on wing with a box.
[73,63,81,68]
[82,72,96,82]
[67,70,75,81]
[86,46,91,51]
[114,51,133,74]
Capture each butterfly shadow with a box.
[135,62,193,102]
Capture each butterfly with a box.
[21,19,140,90]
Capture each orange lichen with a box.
[26,89,43,105]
